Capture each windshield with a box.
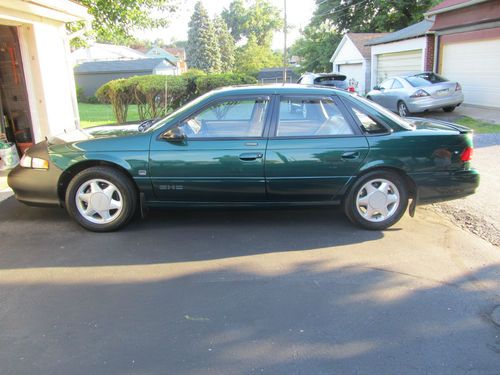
[406,73,448,87]
[355,95,415,130]
[146,91,215,132]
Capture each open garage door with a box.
[376,50,422,83]
[441,38,500,108]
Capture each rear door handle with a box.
[239,152,263,161]
[341,151,360,160]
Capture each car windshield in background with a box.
[314,76,348,89]
[406,73,449,87]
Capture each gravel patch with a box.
[429,203,500,247]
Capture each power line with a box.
[315,0,372,18]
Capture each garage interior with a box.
[0,25,33,174]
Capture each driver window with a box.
[277,97,354,137]
[177,98,269,138]
[380,79,394,90]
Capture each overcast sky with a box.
[134,0,317,50]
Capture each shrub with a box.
[85,95,99,104]
[75,84,85,103]
[96,79,134,123]
[195,73,257,96]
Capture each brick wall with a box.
[424,34,435,72]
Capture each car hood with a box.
[48,123,142,145]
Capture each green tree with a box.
[221,0,283,47]
[186,2,222,73]
[68,0,178,47]
[214,17,236,72]
[234,35,282,75]
[221,0,248,42]
[312,0,438,34]
[290,20,341,73]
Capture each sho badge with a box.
[159,185,184,191]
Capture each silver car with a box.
[366,73,464,117]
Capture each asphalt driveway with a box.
[0,195,499,375]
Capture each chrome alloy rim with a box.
[76,179,123,224]
[356,178,400,222]
[398,103,407,117]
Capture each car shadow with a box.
[0,196,385,269]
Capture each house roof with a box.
[365,19,434,46]
[425,0,488,15]
[74,58,171,74]
[71,43,147,64]
[165,48,186,60]
[146,47,179,62]
[345,33,388,58]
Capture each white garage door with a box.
[441,38,500,108]
[338,63,364,94]
[376,50,422,83]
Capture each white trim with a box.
[330,34,348,63]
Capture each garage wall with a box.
[370,37,426,87]
[440,32,500,108]
[337,63,365,94]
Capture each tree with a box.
[186,2,222,73]
[221,0,283,47]
[214,17,236,72]
[311,0,438,34]
[221,0,248,42]
[290,21,341,73]
[234,35,282,74]
[68,0,177,47]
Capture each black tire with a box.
[443,106,456,113]
[366,96,372,101]
[65,166,137,232]
[344,170,409,230]
[397,101,410,117]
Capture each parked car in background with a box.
[366,73,463,117]
[8,85,478,232]
[298,72,357,92]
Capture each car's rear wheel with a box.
[443,106,456,112]
[65,166,137,232]
[398,101,410,117]
[344,170,409,230]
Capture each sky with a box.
[134,0,317,50]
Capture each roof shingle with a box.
[365,19,434,46]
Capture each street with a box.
[0,192,499,374]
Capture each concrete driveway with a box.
[0,193,499,374]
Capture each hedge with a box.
[95,71,258,123]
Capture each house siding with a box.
[75,70,152,98]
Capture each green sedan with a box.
[8,85,479,232]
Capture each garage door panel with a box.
[376,50,422,83]
[338,63,364,94]
[441,38,500,108]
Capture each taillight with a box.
[455,83,462,91]
[461,147,473,162]
[410,89,430,98]
[347,86,355,93]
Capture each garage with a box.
[337,63,364,93]
[440,38,500,108]
[376,49,423,82]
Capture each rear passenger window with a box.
[277,97,354,137]
[351,108,388,134]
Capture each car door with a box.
[386,78,405,112]
[371,79,394,108]
[149,95,271,202]
[265,95,370,201]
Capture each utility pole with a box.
[283,0,287,84]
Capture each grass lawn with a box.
[78,103,141,128]
[455,116,500,134]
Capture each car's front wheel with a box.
[344,170,409,230]
[65,166,137,232]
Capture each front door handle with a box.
[239,152,263,161]
[341,151,360,160]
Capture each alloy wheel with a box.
[355,178,400,222]
[75,178,123,224]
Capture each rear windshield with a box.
[406,73,449,87]
[314,76,347,88]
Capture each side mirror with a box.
[373,85,381,91]
[161,126,186,142]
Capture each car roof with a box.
[206,84,351,98]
